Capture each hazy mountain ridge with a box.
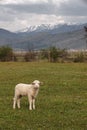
[0,23,87,50]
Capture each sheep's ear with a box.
[40,82,43,85]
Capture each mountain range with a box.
[0,23,87,51]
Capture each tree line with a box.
[0,45,87,62]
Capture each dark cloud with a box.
[82,0,87,3]
[57,0,87,16]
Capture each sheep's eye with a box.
[32,83,35,85]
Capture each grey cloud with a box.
[0,0,87,30]
[0,3,56,15]
[0,0,87,17]
[0,6,16,22]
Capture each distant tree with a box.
[84,26,87,32]
[49,46,58,62]
[57,48,68,59]
[84,26,87,49]
[24,51,36,62]
[24,42,36,62]
[0,45,14,61]
[74,52,85,62]
[40,49,49,60]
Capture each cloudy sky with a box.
[0,0,87,31]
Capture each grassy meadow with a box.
[0,62,87,130]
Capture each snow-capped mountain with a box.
[17,24,54,33]
[0,23,87,50]
[16,23,86,34]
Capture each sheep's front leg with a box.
[28,95,33,110]
[32,98,35,110]
[13,97,17,109]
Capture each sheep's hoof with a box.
[29,108,32,110]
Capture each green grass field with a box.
[0,62,87,130]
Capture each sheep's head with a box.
[32,80,43,88]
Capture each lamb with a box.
[13,80,42,110]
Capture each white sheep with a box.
[13,80,42,110]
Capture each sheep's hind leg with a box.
[17,95,22,109]
[17,98,21,109]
